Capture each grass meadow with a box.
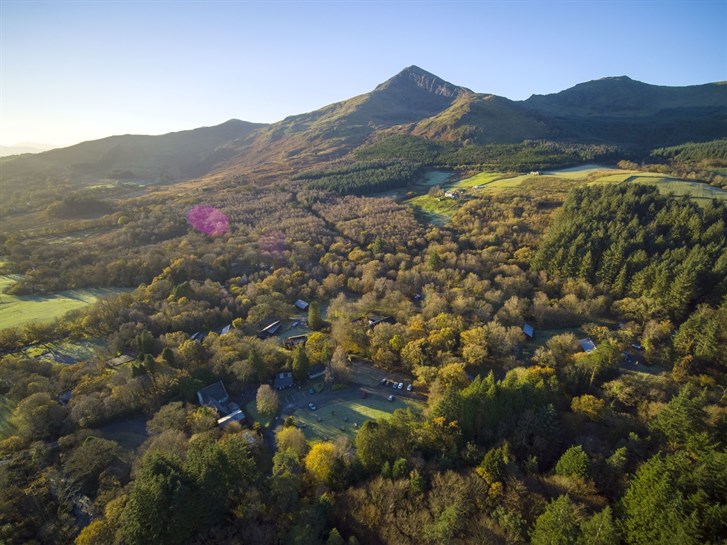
[0,274,128,330]
[292,393,425,442]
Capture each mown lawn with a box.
[245,401,275,429]
[0,274,128,330]
[292,393,424,442]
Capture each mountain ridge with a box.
[2,67,725,183]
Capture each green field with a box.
[406,194,462,224]
[587,173,636,184]
[292,394,424,442]
[541,164,616,179]
[0,274,128,330]
[479,174,549,192]
[630,177,727,200]
[454,166,727,203]
[455,171,506,188]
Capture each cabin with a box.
[308,363,325,380]
[258,320,282,339]
[219,324,231,335]
[274,371,294,390]
[190,331,205,342]
[579,338,597,353]
[105,354,134,368]
[284,334,308,350]
[294,299,309,311]
[522,323,535,340]
[368,315,396,328]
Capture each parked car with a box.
[397,382,403,389]
[392,382,398,389]
[308,403,317,410]
[406,384,412,391]
[388,395,394,401]
[380,378,387,386]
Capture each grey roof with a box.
[522,323,535,338]
[294,299,309,310]
[217,409,246,428]
[197,380,230,407]
[220,324,231,335]
[579,338,597,353]
[368,315,395,327]
[273,371,294,389]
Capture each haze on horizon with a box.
[1,0,724,149]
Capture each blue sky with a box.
[1,0,725,146]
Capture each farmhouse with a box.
[579,338,597,353]
[294,299,309,311]
[197,381,247,428]
[274,371,294,390]
[197,380,230,413]
[308,363,325,379]
[444,189,464,199]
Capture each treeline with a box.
[531,184,727,319]
[294,160,423,195]
[651,138,727,165]
[356,135,622,171]
[613,139,727,189]
[46,195,114,219]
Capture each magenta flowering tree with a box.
[186,206,229,235]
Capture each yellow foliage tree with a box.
[571,394,607,421]
[74,520,114,545]
[304,441,337,486]
[275,426,309,459]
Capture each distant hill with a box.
[2,68,725,184]
[0,142,57,157]
[522,77,727,146]
[0,119,265,181]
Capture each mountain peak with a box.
[597,75,634,82]
[375,66,472,98]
